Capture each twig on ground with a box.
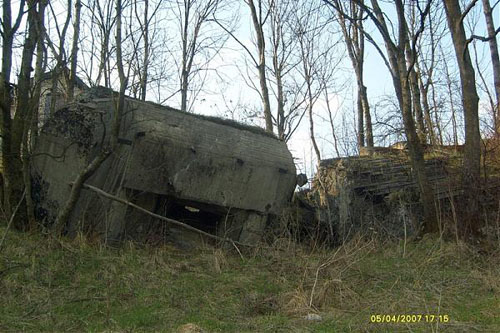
[0,189,26,253]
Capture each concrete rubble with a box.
[295,153,461,245]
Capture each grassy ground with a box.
[0,226,498,332]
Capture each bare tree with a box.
[330,0,373,149]
[480,0,500,135]
[0,0,47,227]
[169,0,229,112]
[220,0,311,140]
[329,0,438,233]
[412,2,449,146]
[245,0,273,132]
[43,0,74,111]
[324,84,341,157]
[53,0,128,234]
[22,0,49,228]
[294,2,340,165]
[442,48,460,146]
[13,0,43,228]
[67,0,82,100]
[123,0,166,101]
[442,0,481,233]
[81,0,116,87]
[297,11,321,165]
[268,0,303,140]
[138,0,150,100]
[0,0,26,217]
[403,3,428,144]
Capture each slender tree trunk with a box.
[140,0,149,101]
[1,45,15,218]
[397,58,438,233]
[31,0,47,137]
[113,0,127,147]
[362,84,373,147]
[308,85,321,166]
[247,0,273,133]
[53,151,112,234]
[180,1,190,112]
[481,0,500,135]
[179,1,205,113]
[443,0,481,234]
[416,68,437,145]
[49,0,72,109]
[335,0,373,148]
[367,0,438,233]
[53,0,127,235]
[356,86,364,147]
[416,12,438,146]
[1,0,26,217]
[68,0,81,101]
[23,0,48,229]
[101,34,111,87]
[271,33,285,140]
[180,71,188,112]
[301,53,321,164]
[429,80,444,145]
[325,86,341,157]
[9,0,39,228]
[275,69,285,140]
[409,67,427,143]
[94,1,112,90]
[404,39,426,144]
[49,73,60,114]
[23,0,46,228]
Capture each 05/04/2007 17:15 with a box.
[370,314,450,323]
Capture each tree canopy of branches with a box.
[0,0,498,239]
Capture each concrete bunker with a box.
[32,88,297,245]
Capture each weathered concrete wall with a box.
[32,134,90,224]
[32,90,297,243]
[119,98,296,215]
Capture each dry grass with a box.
[0,225,498,332]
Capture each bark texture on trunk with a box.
[68,0,82,101]
[140,0,149,101]
[1,0,26,217]
[54,0,127,234]
[362,84,373,147]
[409,67,426,143]
[180,1,190,112]
[398,66,437,233]
[369,0,438,233]
[248,0,273,133]
[481,0,500,135]
[443,0,481,234]
[7,0,38,228]
[416,68,437,145]
[24,0,48,229]
[336,0,373,148]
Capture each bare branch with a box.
[466,26,500,45]
[459,0,479,25]
[81,183,258,248]
[407,0,432,76]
